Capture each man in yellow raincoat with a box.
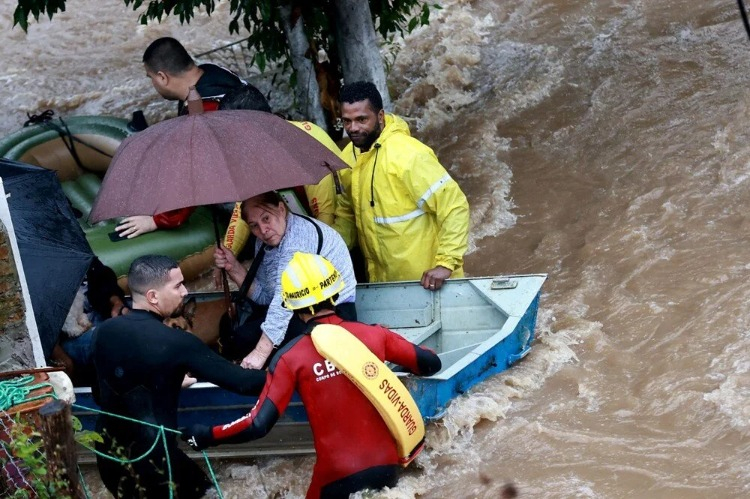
[333,81,469,291]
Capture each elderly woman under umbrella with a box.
[214,190,357,369]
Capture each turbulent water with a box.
[3,0,750,497]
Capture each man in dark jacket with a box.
[143,36,247,115]
[93,255,266,499]
[116,37,253,238]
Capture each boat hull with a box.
[404,292,540,420]
[73,274,546,459]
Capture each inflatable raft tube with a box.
[0,115,221,288]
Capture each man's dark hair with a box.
[339,81,383,113]
[219,85,272,113]
[128,255,179,296]
[305,293,338,315]
[143,37,195,75]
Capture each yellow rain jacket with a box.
[334,114,469,282]
[223,120,351,255]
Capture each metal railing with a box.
[194,38,256,79]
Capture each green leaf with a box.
[259,0,271,22]
[256,52,266,72]
[75,430,104,447]
[12,7,29,31]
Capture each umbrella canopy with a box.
[0,158,94,358]
[89,110,349,222]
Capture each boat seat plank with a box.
[440,304,507,331]
[438,342,482,367]
[392,320,442,346]
[359,306,434,329]
[440,328,501,351]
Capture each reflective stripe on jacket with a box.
[333,114,469,282]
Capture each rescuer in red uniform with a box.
[182,252,441,498]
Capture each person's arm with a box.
[114,207,195,238]
[332,173,357,250]
[153,207,196,229]
[182,355,296,450]
[382,325,442,376]
[331,145,357,248]
[241,220,321,369]
[215,202,252,288]
[401,148,470,287]
[304,175,335,226]
[241,266,293,369]
[214,245,248,288]
[180,331,266,395]
[115,216,157,238]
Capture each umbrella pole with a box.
[211,207,235,320]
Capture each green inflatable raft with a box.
[0,115,221,288]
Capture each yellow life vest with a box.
[311,323,425,466]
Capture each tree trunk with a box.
[278,3,328,130]
[333,0,393,111]
[39,399,83,498]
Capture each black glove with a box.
[179,424,214,451]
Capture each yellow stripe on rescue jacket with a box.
[310,324,425,466]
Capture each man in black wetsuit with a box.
[92,255,265,499]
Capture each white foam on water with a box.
[457,133,517,254]
[391,1,566,259]
[366,305,597,497]
[704,334,750,436]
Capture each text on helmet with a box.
[319,270,340,289]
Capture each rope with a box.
[202,451,225,499]
[77,464,92,499]
[71,403,224,498]
[0,377,223,497]
[23,110,115,166]
[0,375,54,411]
[194,37,250,58]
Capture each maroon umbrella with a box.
[89,92,348,318]
[89,108,348,222]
